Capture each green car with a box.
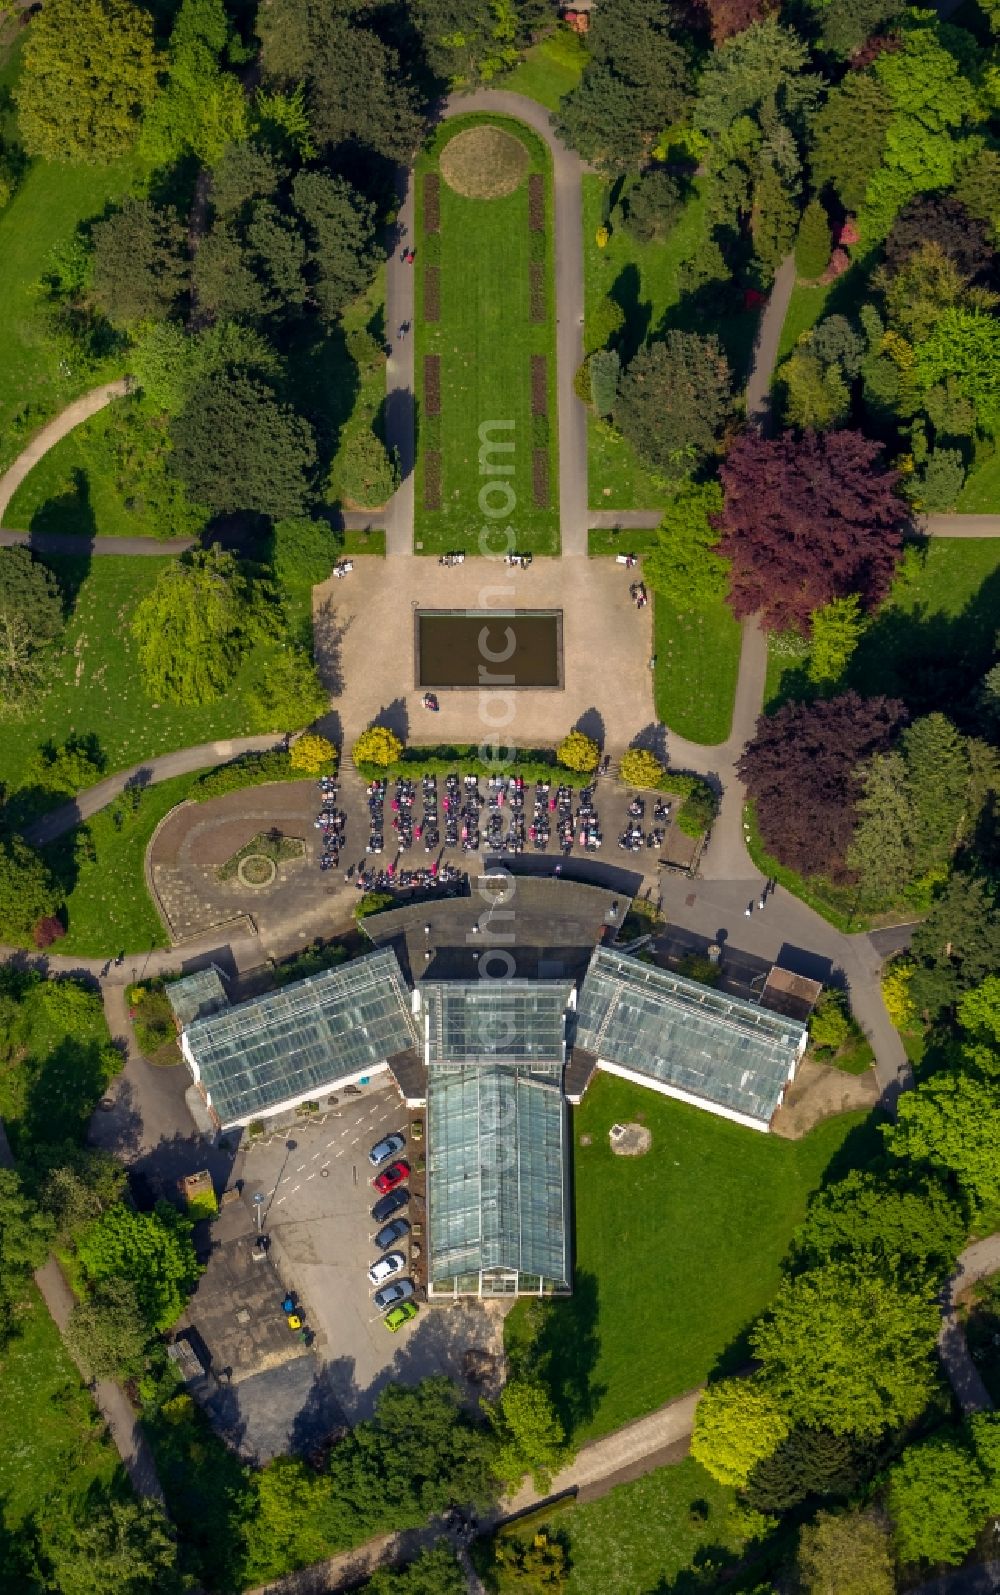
[383,1300,419,1332]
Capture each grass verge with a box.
[653,592,742,746]
[482,1459,742,1593]
[413,115,559,554]
[495,25,588,109]
[957,444,1000,512]
[506,1072,878,1444]
[587,526,659,557]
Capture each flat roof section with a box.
[419,979,572,1070]
[182,948,417,1127]
[574,947,806,1128]
[427,1063,570,1290]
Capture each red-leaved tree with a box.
[739,691,908,879]
[716,428,909,633]
[33,915,66,949]
[696,0,775,44]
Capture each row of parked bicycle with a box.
[314,776,347,872]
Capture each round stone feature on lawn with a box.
[236,853,277,888]
[609,1121,652,1157]
[439,124,529,199]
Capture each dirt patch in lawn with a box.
[771,1059,879,1139]
[424,354,441,416]
[531,355,548,416]
[440,124,529,199]
[423,265,440,323]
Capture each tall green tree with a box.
[0,838,63,950]
[0,546,63,710]
[908,870,1000,1018]
[796,199,832,280]
[796,1508,895,1595]
[46,1497,182,1595]
[139,0,248,168]
[885,1071,1000,1219]
[292,172,378,322]
[694,18,820,140]
[807,595,864,687]
[64,1277,150,1382]
[91,200,190,328]
[805,0,905,59]
[791,1168,966,1279]
[170,375,316,517]
[486,1379,570,1492]
[889,1436,987,1566]
[751,1259,940,1435]
[248,647,327,731]
[614,333,733,481]
[131,545,272,707]
[557,0,691,172]
[15,0,159,163]
[76,1200,199,1331]
[808,75,893,212]
[643,481,729,606]
[365,1542,466,1595]
[691,1377,790,1486]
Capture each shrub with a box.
[557,730,600,773]
[590,347,620,417]
[193,749,296,799]
[33,915,66,949]
[619,748,665,788]
[355,890,394,920]
[352,744,593,787]
[187,1190,218,1222]
[289,733,336,775]
[882,960,917,1028]
[352,725,404,768]
[625,168,683,243]
[587,295,625,353]
[796,199,832,280]
[676,784,717,838]
[810,990,852,1052]
[573,356,593,403]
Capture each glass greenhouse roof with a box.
[183,948,416,1125]
[574,947,805,1125]
[166,966,230,1030]
[427,1063,569,1288]
[420,980,571,1069]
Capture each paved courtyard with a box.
[314,554,655,751]
[240,1087,505,1422]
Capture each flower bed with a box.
[424,451,442,510]
[423,264,440,323]
[424,354,441,416]
[355,743,593,787]
[529,261,545,323]
[528,173,544,230]
[531,354,548,415]
[532,447,549,507]
[423,172,440,233]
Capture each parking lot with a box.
[241,1085,504,1421]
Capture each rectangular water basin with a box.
[416,610,563,690]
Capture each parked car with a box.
[384,1300,419,1332]
[374,1217,410,1251]
[368,1250,406,1288]
[373,1278,415,1312]
[371,1187,409,1224]
[372,1160,409,1194]
[368,1132,406,1168]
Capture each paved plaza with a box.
[314,554,656,752]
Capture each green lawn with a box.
[496,24,588,109]
[42,773,196,957]
[487,1460,743,1593]
[587,527,659,557]
[582,176,758,510]
[0,968,119,1151]
[776,281,833,361]
[507,1073,877,1445]
[957,443,1000,512]
[0,557,263,799]
[653,591,742,745]
[0,35,136,471]
[765,538,1000,713]
[413,116,559,554]
[0,1285,124,1529]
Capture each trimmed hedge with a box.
[656,772,717,838]
[192,749,300,800]
[355,744,594,788]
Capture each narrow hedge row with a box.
[423,265,440,323]
[423,172,440,233]
[356,744,594,787]
[424,451,442,509]
[424,354,441,416]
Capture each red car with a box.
[372,1160,409,1194]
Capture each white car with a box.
[368,1250,406,1288]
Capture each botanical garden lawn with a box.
[4,401,173,539]
[0,35,136,471]
[0,1285,124,1528]
[486,1459,742,1593]
[653,591,742,745]
[583,176,758,511]
[506,1073,877,1446]
[413,116,559,555]
[496,23,588,109]
[0,557,260,797]
[41,773,194,957]
[957,443,1000,512]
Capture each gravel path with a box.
[0,380,128,525]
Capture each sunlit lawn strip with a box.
[653,591,742,746]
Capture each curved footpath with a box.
[0,379,127,525]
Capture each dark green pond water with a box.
[416,611,562,688]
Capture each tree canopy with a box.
[691,1377,790,1485]
[557,0,691,172]
[888,1436,987,1566]
[75,1200,200,1331]
[885,1071,1000,1219]
[614,332,733,481]
[0,837,63,949]
[717,428,909,633]
[15,0,159,163]
[91,200,190,328]
[131,545,272,707]
[170,374,317,517]
[0,546,63,710]
[738,691,907,878]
